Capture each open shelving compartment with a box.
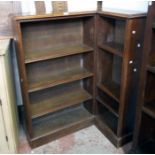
[97,48,122,102]
[143,72,155,118]
[19,14,96,147]
[96,14,124,146]
[97,15,125,57]
[143,28,155,122]
[14,10,146,148]
[137,112,155,153]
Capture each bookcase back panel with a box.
[26,53,93,92]
[27,55,81,82]
[97,16,125,49]
[21,19,84,55]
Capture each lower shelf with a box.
[97,81,120,103]
[97,102,118,135]
[31,105,94,147]
[143,101,155,119]
[147,61,155,74]
[95,117,132,148]
[31,88,92,119]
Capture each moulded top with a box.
[98,9,146,19]
[14,9,146,22]
[14,11,96,21]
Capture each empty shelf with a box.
[31,88,92,119]
[98,42,123,57]
[28,68,93,93]
[97,82,120,102]
[25,44,93,64]
[143,101,155,119]
[96,97,119,117]
[32,105,94,139]
[147,62,155,73]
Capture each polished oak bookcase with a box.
[14,11,146,148]
[132,2,155,153]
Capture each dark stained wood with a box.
[95,117,132,148]
[97,82,120,102]
[143,101,155,119]
[97,102,118,135]
[13,21,34,137]
[96,10,146,147]
[97,88,119,117]
[132,3,155,152]
[31,88,92,119]
[98,10,146,19]
[14,11,95,21]
[13,10,146,148]
[32,105,94,139]
[35,1,46,14]
[25,44,93,64]
[28,67,93,93]
[98,42,123,57]
[147,64,155,73]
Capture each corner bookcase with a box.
[132,2,155,153]
[95,11,146,147]
[14,11,146,148]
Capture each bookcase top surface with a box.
[13,11,96,21]
[99,9,146,19]
[14,10,146,21]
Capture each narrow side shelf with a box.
[152,22,155,29]
[96,97,119,117]
[25,44,93,64]
[32,105,94,139]
[143,101,155,119]
[147,64,155,74]
[98,42,123,57]
[97,82,120,102]
[28,68,93,93]
[31,88,92,119]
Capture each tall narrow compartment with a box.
[95,11,146,147]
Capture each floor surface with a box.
[19,125,131,154]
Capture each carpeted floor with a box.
[18,125,131,154]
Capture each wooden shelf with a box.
[97,82,120,103]
[152,22,155,29]
[147,63,155,74]
[28,68,93,93]
[98,103,118,135]
[143,101,155,119]
[32,105,94,139]
[98,42,123,57]
[31,88,92,119]
[25,44,93,64]
[96,97,119,117]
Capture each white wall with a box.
[21,0,149,14]
[103,1,149,12]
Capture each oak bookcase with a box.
[132,2,155,153]
[13,11,146,148]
